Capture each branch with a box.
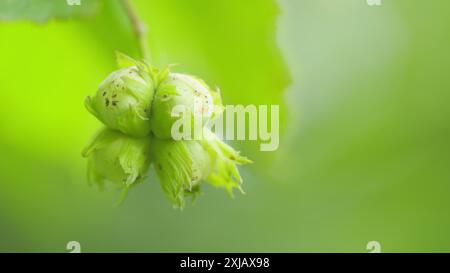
[120,0,150,63]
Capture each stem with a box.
[120,0,151,63]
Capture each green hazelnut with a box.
[151,128,251,208]
[82,128,152,192]
[85,53,155,137]
[150,72,222,139]
[150,137,213,208]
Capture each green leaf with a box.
[0,0,100,23]
[116,51,138,68]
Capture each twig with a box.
[120,0,150,63]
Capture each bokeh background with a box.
[0,0,449,252]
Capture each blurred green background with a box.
[0,0,449,252]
